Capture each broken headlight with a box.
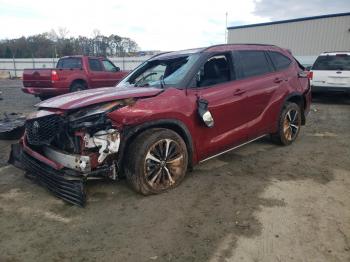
[68,101,121,129]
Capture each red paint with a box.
[22,136,64,170]
[23,45,311,168]
[22,55,129,98]
[36,86,162,110]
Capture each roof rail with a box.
[201,43,278,52]
[149,51,173,59]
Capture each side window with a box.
[196,54,233,87]
[88,59,103,71]
[269,51,292,70]
[237,51,272,79]
[56,58,82,69]
[102,60,119,72]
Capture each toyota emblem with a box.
[32,121,40,134]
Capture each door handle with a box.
[233,89,246,96]
[273,78,284,83]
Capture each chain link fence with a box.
[0,56,152,78]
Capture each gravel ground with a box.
[0,80,349,262]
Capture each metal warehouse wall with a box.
[227,15,350,56]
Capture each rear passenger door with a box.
[268,51,302,91]
[233,50,284,138]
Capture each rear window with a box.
[237,51,272,79]
[312,55,350,71]
[269,51,292,70]
[56,57,82,69]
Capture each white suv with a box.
[310,52,350,93]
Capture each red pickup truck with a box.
[22,55,129,100]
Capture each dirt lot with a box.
[0,80,349,262]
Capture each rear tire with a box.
[125,128,188,195]
[271,102,301,146]
[70,82,86,93]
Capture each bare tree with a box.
[48,29,58,41]
[92,29,101,38]
[58,27,69,39]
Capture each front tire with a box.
[271,102,302,146]
[125,128,188,195]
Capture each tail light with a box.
[307,71,313,80]
[51,70,59,82]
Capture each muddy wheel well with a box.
[286,95,306,125]
[120,121,194,171]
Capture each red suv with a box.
[10,44,311,206]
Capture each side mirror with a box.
[197,98,214,128]
[115,67,120,72]
[298,71,308,78]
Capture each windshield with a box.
[312,55,350,71]
[117,54,200,88]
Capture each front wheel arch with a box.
[124,128,189,195]
[118,119,195,172]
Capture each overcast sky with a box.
[0,0,348,50]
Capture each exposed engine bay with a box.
[24,100,133,178]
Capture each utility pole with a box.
[225,12,228,43]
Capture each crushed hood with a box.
[36,87,163,110]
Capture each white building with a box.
[227,12,350,66]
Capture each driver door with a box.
[188,53,252,160]
[101,60,125,86]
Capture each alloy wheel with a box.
[283,109,300,141]
[144,139,185,189]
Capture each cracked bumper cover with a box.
[9,142,87,206]
[9,138,115,207]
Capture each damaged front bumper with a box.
[9,137,118,207]
[8,103,126,207]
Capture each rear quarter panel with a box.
[54,69,89,89]
[254,57,307,134]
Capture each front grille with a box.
[22,152,86,207]
[26,115,63,146]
